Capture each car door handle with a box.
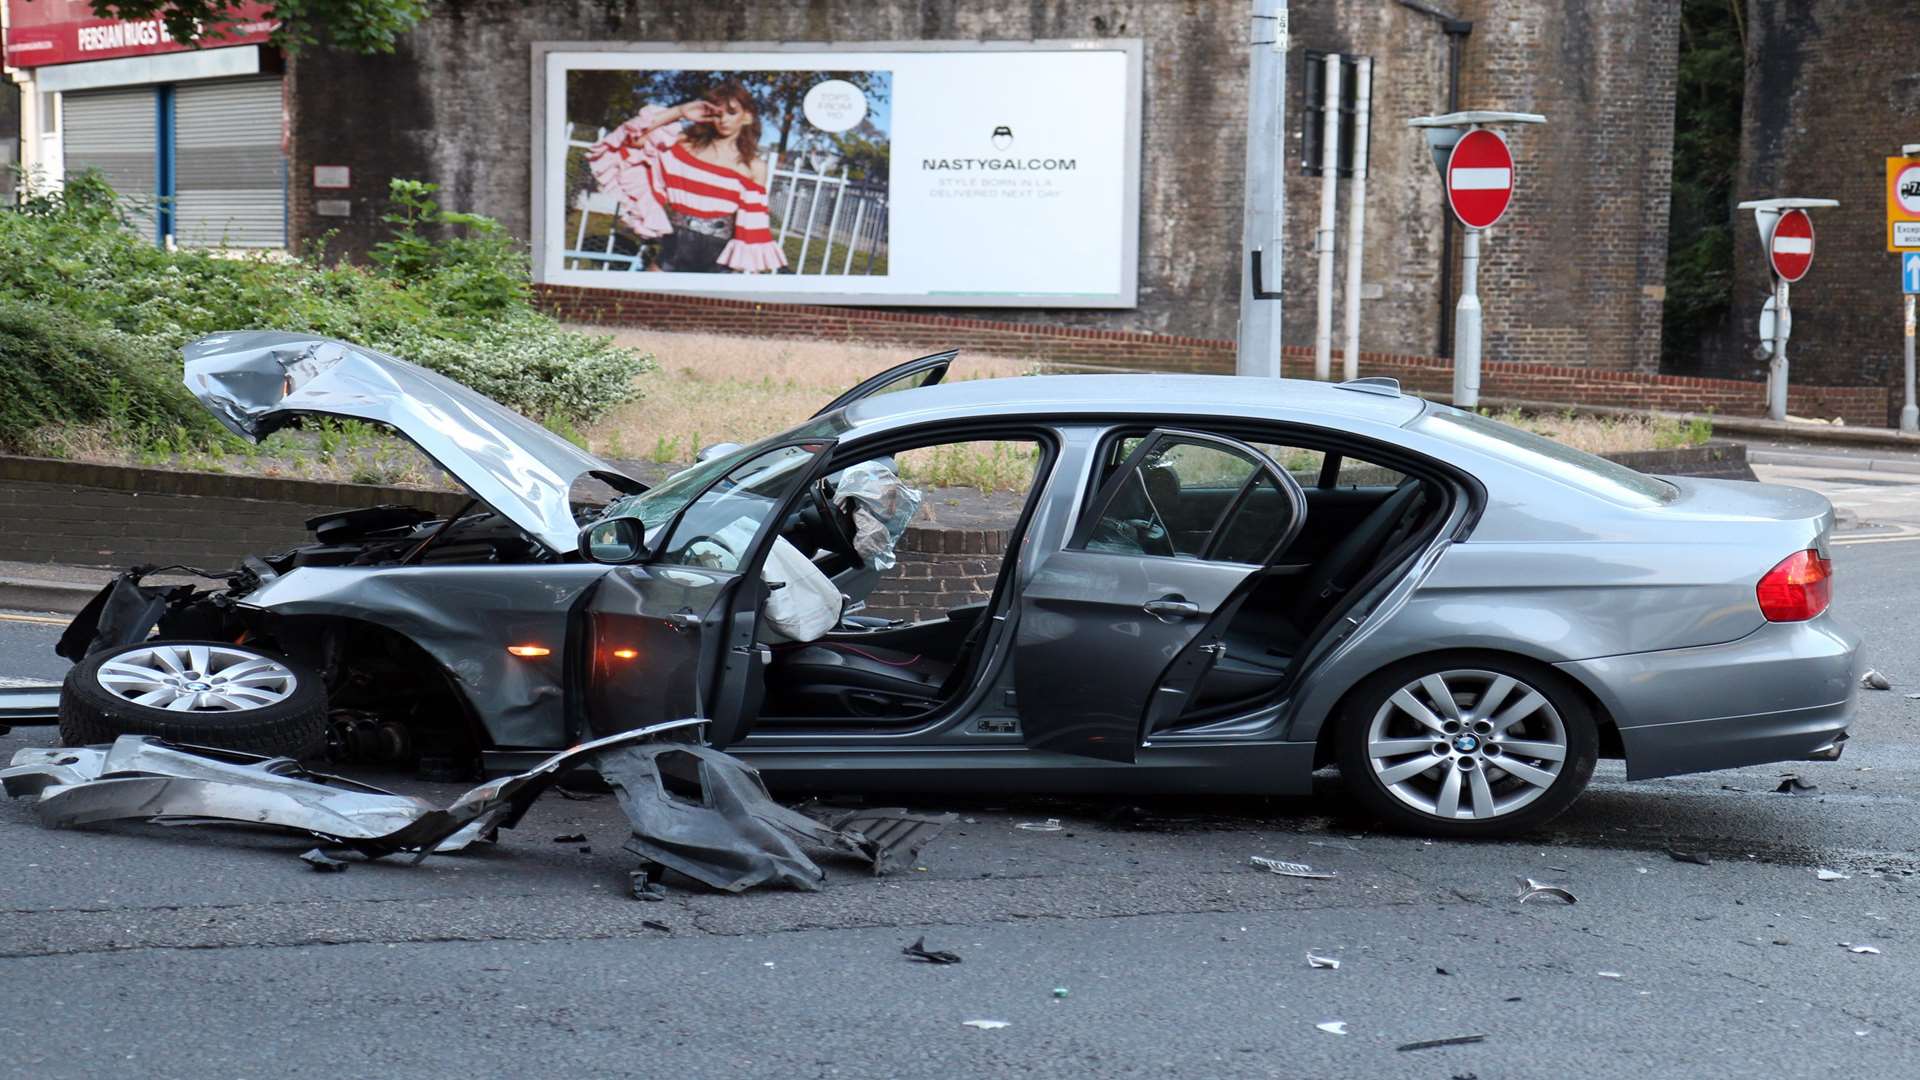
[1142,598,1201,620]
[666,610,701,630]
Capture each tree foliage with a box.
[1662,0,1747,368]
[80,0,425,54]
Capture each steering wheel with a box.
[810,478,863,561]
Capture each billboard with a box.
[532,42,1141,307]
[3,0,274,68]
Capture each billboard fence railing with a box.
[562,123,888,275]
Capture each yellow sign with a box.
[1890,157,1920,251]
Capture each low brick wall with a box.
[0,456,467,569]
[862,525,1011,623]
[540,285,1893,426]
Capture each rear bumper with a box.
[1558,613,1860,781]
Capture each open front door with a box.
[1014,429,1305,762]
[812,349,956,417]
[579,439,837,748]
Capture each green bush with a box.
[0,173,650,453]
[0,297,217,453]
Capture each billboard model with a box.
[533,42,1141,307]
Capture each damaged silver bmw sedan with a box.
[22,331,1862,837]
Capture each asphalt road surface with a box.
[3,507,1919,1078]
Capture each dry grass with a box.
[1485,408,1713,455]
[580,329,1038,465]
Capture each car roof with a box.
[841,372,1430,430]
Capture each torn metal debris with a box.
[902,936,963,964]
[1,723,702,861]
[1667,848,1712,866]
[1315,1021,1349,1036]
[1396,1034,1487,1051]
[1306,952,1342,970]
[1516,877,1578,904]
[1776,775,1819,794]
[6,722,951,896]
[598,743,953,893]
[1251,856,1335,880]
[300,848,350,872]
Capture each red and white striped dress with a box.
[585,106,788,273]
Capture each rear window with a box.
[1412,406,1677,506]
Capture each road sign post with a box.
[1891,148,1920,433]
[1236,0,1290,378]
[1408,111,1545,409]
[1738,197,1837,422]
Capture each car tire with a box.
[61,639,329,759]
[1334,652,1598,838]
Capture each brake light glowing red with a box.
[1757,550,1832,622]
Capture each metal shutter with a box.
[174,78,285,248]
[62,88,158,243]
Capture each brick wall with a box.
[285,0,1676,371]
[540,285,1892,425]
[0,457,468,569]
[1708,2,1920,396]
[862,526,1010,623]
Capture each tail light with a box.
[1757,549,1832,622]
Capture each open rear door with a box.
[812,350,956,417]
[1013,430,1305,762]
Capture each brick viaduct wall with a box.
[1708,1,1920,396]
[541,286,1891,425]
[285,0,1677,372]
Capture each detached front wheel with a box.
[1335,655,1598,837]
[61,640,328,758]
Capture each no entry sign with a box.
[1445,129,1515,229]
[1769,208,1815,282]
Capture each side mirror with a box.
[579,516,650,564]
[696,441,743,463]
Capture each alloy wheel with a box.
[1363,668,1568,821]
[94,643,299,713]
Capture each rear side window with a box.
[1077,434,1298,563]
[1413,406,1675,506]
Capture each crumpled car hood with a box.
[182,332,640,554]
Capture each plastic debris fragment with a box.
[1307,952,1342,970]
[1316,1021,1349,1036]
[1052,987,1070,999]
[1840,943,1882,955]
[1815,869,1850,881]
[962,1020,1010,1030]
[300,848,349,873]
[1516,877,1577,904]
[1861,670,1891,690]
[1775,776,1819,795]
[1251,856,1335,879]
[1667,848,1711,866]
[1016,818,1064,832]
[552,833,587,843]
[1597,971,1625,979]
[1396,1034,1487,1051]
[902,936,963,964]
